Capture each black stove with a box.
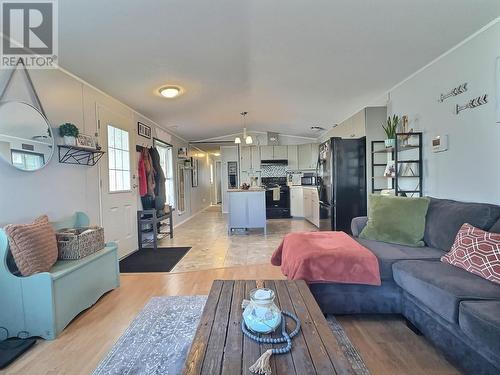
[261,177,291,219]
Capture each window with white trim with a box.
[107,125,131,192]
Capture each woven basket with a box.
[56,226,105,260]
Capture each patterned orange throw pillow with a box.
[4,215,58,276]
[441,223,500,284]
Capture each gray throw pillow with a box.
[490,218,500,234]
[424,198,500,251]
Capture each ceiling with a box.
[58,0,500,141]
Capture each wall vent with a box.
[267,132,279,145]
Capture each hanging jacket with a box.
[138,149,147,197]
[149,147,166,214]
[144,148,155,198]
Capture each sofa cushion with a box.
[424,197,500,251]
[356,238,444,280]
[4,215,58,276]
[441,223,500,284]
[360,195,430,247]
[393,260,500,324]
[459,301,500,358]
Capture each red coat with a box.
[138,150,147,197]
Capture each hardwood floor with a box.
[3,264,461,375]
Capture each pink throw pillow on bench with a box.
[441,223,500,284]
[4,215,58,276]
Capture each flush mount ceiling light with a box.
[159,85,183,98]
[235,111,253,144]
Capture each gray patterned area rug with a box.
[92,295,370,375]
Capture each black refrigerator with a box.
[316,137,367,233]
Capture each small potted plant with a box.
[382,115,400,148]
[59,123,79,146]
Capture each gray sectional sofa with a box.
[309,197,500,375]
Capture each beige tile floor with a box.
[161,205,317,272]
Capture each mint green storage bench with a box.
[0,212,120,340]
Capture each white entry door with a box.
[98,106,138,258]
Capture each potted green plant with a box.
[59,123,79,146]
[382,115,400,148]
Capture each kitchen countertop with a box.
[228,188,265,192]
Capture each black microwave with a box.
[301,176,316,185]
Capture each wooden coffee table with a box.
[182,280,354,375]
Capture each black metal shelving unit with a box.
[58,145,105,166]
[371,140,394,194]
[370,132,423,197]
[395,132,423,197]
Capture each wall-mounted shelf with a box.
[372,144,420,154]
[58,145,105,166]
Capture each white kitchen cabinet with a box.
[287,145,298,170]
[311,143,319,169]
[298,144,310,170]
[260,145,288,160]
[290,186,304,217]
[302,187,319,227]
[240,146,251,172]
[298,143,319,170]
[260,146,274,160]
[311,191,320,227]
[251,147,261,170]
[273,146,288,159]
[240,146,261,172]
[303,188,311,220]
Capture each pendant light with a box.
[235,111,253,145]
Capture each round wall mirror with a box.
[0,101,54,171]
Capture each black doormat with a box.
[119,247,191,273]
[0,338,36,369]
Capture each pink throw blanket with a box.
[271,231,381,285]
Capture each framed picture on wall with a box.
[138,122,152,139]
[191,157,199,187]
[178,147,188,159]
[76,134,96,149]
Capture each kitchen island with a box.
[227,189,266,234]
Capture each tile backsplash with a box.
[261,165,287,177]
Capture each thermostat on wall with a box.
[432,135,448,153]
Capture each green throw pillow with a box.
[360,195,430,247]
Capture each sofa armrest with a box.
[351,216,368,237]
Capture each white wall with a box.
[387,20,500,205]
[319,108,367,142]
[0,67,211,227]
[364,107,388,197]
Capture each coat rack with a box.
[438,83,468,103]
[456,94,488,114]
